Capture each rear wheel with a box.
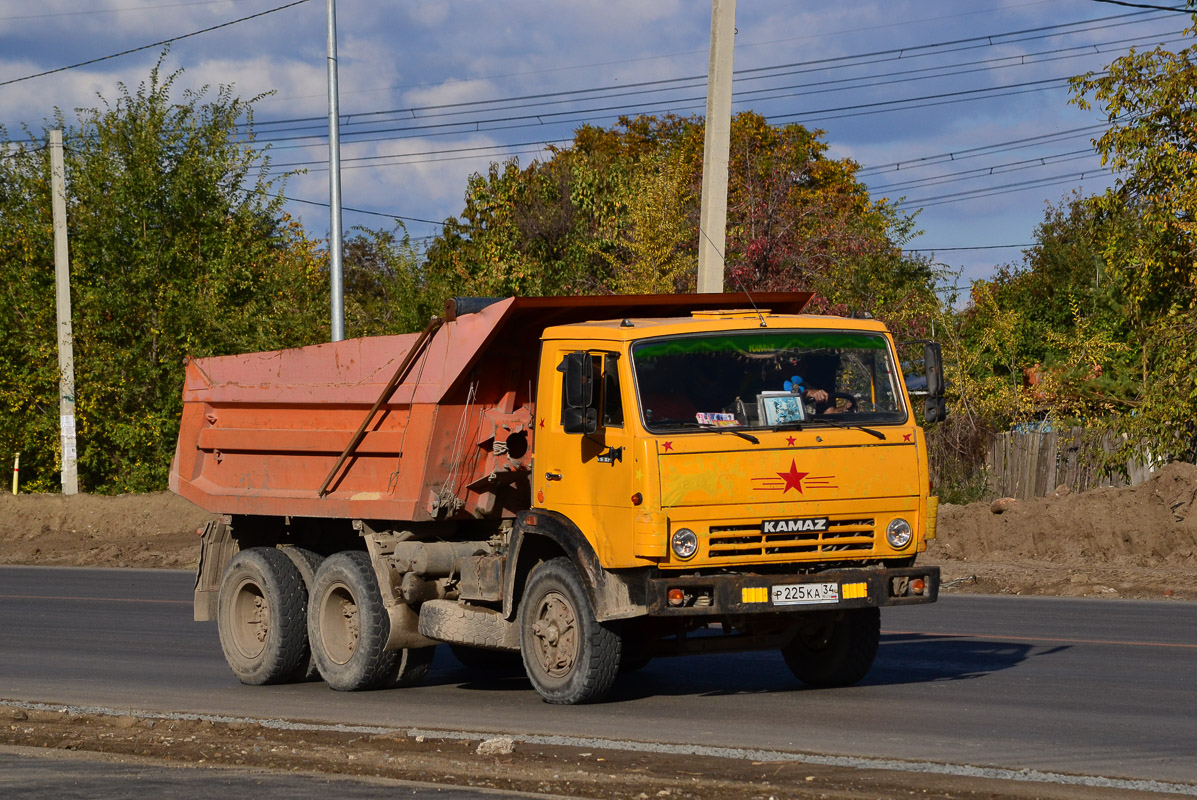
[519,557,621,704]
[781,607,880,688]
[281,546,325,682]
[216,547,309,685]
[308,551,398,691]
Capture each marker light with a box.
[671,528,698,560]
[910,577,926,595]
[886,518,913,549]
[667,588,685,606]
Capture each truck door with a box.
[534,348,635,565]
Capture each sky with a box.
[0,0,1190,299]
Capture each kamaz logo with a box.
[763,517,829,534]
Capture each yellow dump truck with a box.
[172,293,943,704]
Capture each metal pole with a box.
[50,130,79,495]
[697,0,736,294]
[327,0,345,341]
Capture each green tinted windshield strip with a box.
[633,331,886,359]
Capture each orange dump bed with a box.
[169,293,811,523]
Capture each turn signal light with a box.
[667,588,685,606]
[631,492,643,506]
[911,578,926,595]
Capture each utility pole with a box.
[49,129,78,495]
[327,0,345,341]
[697,0,736,294]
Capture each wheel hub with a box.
[231,579,269,658]
[530,591,577,677]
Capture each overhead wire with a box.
[248,25,1183,150]
[0,0,311,89]
[2,4,1172,237]
[237,8,1180,141]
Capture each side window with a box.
[602,353,623,427]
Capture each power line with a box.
[268,139,569,171]
[253,24,1184,149]
[240,71,1089,155]
[0,1,243,22]
[0,0,311,88]
[238,7,1177,138]
[1087,0,1193,11]
[898,168,1112,208]
[282,194,444,226]
[857,124,1109,174]
[866,149,1098,194]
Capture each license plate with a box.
[771,582,839,605]
[762,516,829,534]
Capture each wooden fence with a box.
[986,427,1157,499]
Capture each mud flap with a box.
[194,518,236,621]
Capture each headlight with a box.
[671,528,698,560]
[886,518,913,549]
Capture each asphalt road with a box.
[1,565,1194,785]
[0,746,546,800]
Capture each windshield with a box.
[631,330,906,432]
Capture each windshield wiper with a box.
[807,417,887,440]
[713,428,759,444]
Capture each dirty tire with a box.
[308,551,398,691]
[419,599,519,649]
[385,645,437,688]
[281,546,325,682]
[450,644,524,673]
[519,557,621,704]
[781,607,880,688]
[216,547,309,686]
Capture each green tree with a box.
[426,112,933,322]
[0,60,326,493]
[343,225,437,337]
[1070,14,1197,460]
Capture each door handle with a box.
[545,471,563,481]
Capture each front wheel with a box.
[519,557,621,704]
[781,607,880,688]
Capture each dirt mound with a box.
[925,461,1197,600]
[0,467,1194,600]
[0,491,213,569]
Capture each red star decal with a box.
[903,433,912,442]
[662,441,673,452]
[776,460,809,494]
[786,435,796,446]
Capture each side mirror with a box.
[562,406,599,434]
[924,396,948,424]
[924,342,945,398]
[558,351,594,409]
[558,351,597,434]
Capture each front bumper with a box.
[644,565,939,616]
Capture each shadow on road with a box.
[420,635,1071,701]
[868,633,1070,685]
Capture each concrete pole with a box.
[697,0,736,294]
[327,0,345,341]
[49,130,78,495]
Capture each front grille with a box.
[707,518,875,561]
